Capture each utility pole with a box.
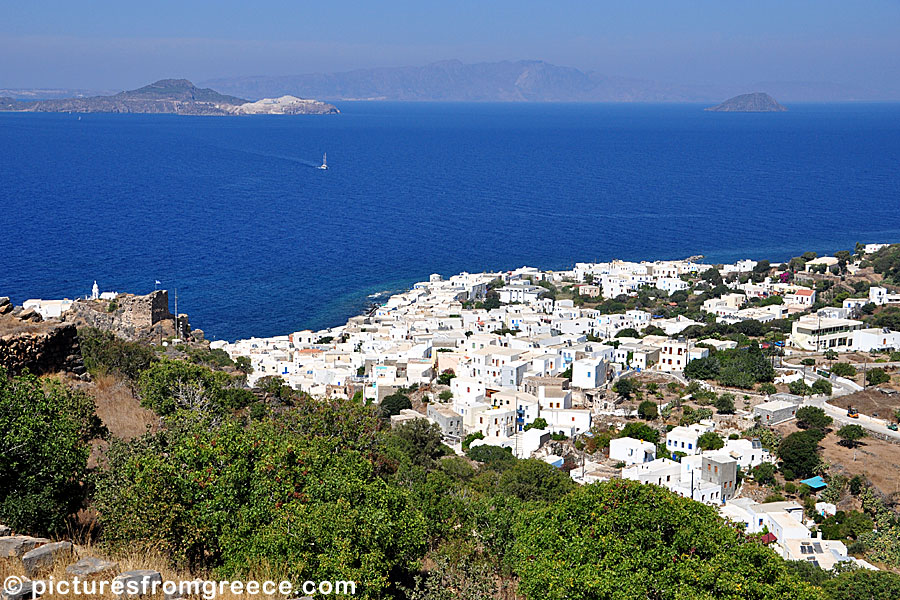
[863,357,867,390]
[174,287,179,341]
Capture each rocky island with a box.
[0,79,339,116]
[705,92,787,112]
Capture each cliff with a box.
[0,79,339,116]
[705,92,787,112]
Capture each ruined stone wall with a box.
[0,322,86,377]
[61,290,182,342]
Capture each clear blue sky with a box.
[2,0,899,92]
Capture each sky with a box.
[2,0,899,94]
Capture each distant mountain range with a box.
[0,79,338,115]
[202,59,888,103]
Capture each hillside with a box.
[0,79,338,115]
[706,92,788,112]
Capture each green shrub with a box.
[378,392,412,418]
[796,406,833,430]
[619,422,659,444]
[831,362,857,378]
[866,368,890,386]
[0,369,106,534]
[95,399,427,594]
[498,459,574,502]
[466,444,516,467]
[137,358,237,416]
[637,400,658,420]
[697,431,724,451]
[715,393,735,414]
[78,327,156,381]
[752,462,777,486]
[511,481,824,600]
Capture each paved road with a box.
[795,377,900,441]
[773,366,900,441]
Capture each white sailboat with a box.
[318,153,328,170]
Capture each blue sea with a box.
[2,102,899,340]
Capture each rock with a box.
[17,309,39,322]
[22,541,73,577]
[112,570,163,598]
[0,536,49,558]
[0,525,10,536]
[0,298,11,315]
[1,579,38,600]
[66,556,118,577]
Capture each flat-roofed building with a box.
[790,316,863,351]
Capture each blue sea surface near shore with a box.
[1,102,899,340]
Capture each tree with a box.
[615,328,640,338]
[820,510,873,542]
[837,424,867,448]
[866,368,890,386]
[378,392,412,418]
[438,390,453,402]
[811,378,833,396]
[462,431,483,451]
[524,417,548,431]
[714,393,735,414]
[510,481,825,600]
[437,369,456,385]
[613,377,638,400]
[388,419,447,469]
[138,358,236,415]
[872,307,900,330]
[831,362,857,377]
[498,459,574,502]
[824,568,900,600]
[698,431,725,451]
[789,379,813,396]
[0,370,106,535]
[619,422,659,444]
[234,355,253,375]
[796,406,833,431]
[466,444,516,467]
[684,355,719,380]
[752,462,777,486]
[778,431,822,479]
[824,349,838,362]
[759,382,778,395]
[700,268,723,286]
[637,400,658,420]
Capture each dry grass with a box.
[831,387,900,420]
[0,314,54,336]
[774,420,900,501]
[0,544,291,600]
[89,374,158,441]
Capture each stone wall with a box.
[0,321,86,377]
[61,290,185,342]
